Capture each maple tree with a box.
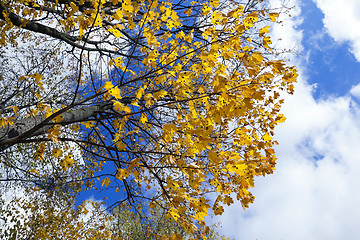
[0,0,297,238]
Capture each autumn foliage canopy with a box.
[0,0,297,238]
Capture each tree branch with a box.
[0,3,136,57]
[0,101,114,151]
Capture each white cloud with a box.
[313,0,360,61]
[350,83,360,99]
[212,78,360,239]
[212,74,360,240]
[208,1,360,239]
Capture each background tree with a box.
[109,204,230,239]
[0,0,297,238]
[1,191,113,239]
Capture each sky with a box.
[208,0,360,239]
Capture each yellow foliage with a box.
[101,177,111,187]
[29,169,40,176]
[60,154,74,171]
[269,12,280,22]
[0,0,297,238]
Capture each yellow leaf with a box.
[115,8,124,21]
[263,36,272,48]
[109,27,122,38]
[202,4,211,16]
[227,163,247,175]
[85,121,95,129]
[93,14,102,27]
[136,87,145,99]
[47,125,61,143]
[265,148,275,155]
[263,133,272,142]
[213,205,224,215]
[29,169,40,176]
[103,81,114,90]
[115,141,127,150]
[194,209,208,221]
[7,117,15,126]
[223,195,234,206]
[269,12,279,22]
[123,106,132,114]
[210,0,219,7]
[113,100,125,111]
[153,90,167,100]
[232,5,244,18]
[52,148,63,158]
[259,26,270,34]
[211,10,222,24]
[60,154,74,171]
[34,143,46,161]
[0,118,5,128]
[276,114,286,123]
[0,117,13,128]
[33,73,43,81]
[167,207,180,221]
[184,8,192,16]
[79,25,84,36]
[243,15,258,30]
[110,57,124,68]
[53,113,63,123]
[70,2,79,11]
[109,86,122,99]
[123,0,134,12]
[140,113,147,124]
[250,53,263,65]
[170,234,182,240]
[116,168,128,180]
[101,177,111,187]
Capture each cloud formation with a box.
[313,0,360,61]
[214,80,360,240]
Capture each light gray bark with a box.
[0,101,113,152]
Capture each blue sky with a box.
[209,0,360,239]
[301,0,360,99]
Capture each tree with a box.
[109,204,230,239]
[1,190,113,239]
[0,0,297,238]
